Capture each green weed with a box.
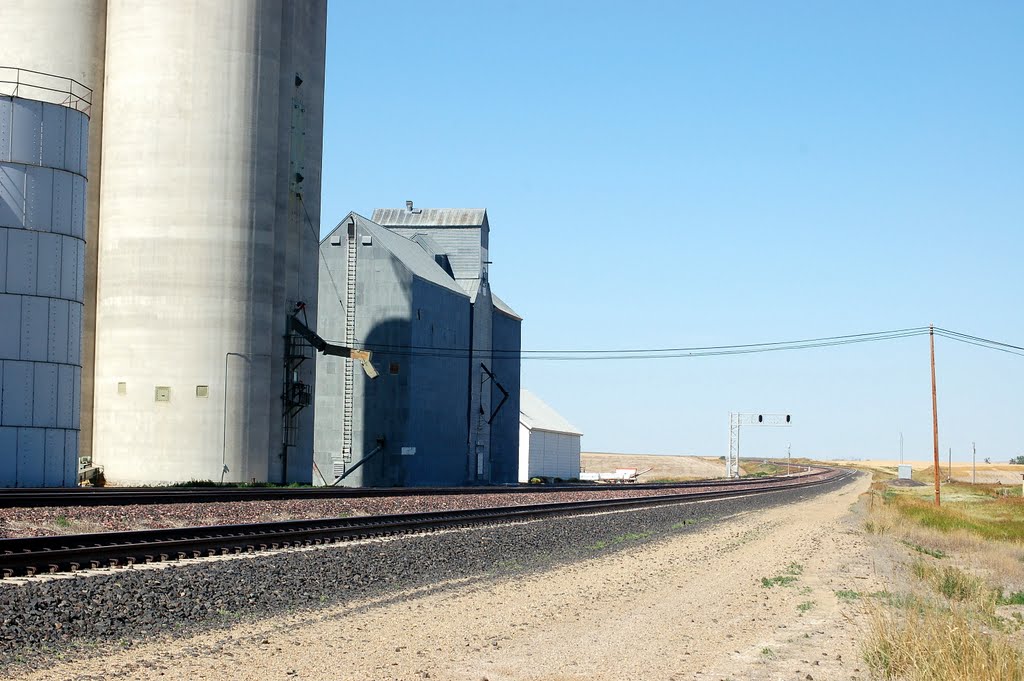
[587,531,651,551]
[901,540,947,559]
[998,590,1024,606]
[671,519,698,530]
[889,496,1024,543]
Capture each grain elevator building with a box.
[314,206,521,486]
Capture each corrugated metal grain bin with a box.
[0,92,89,486]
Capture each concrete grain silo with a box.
[91,1,327,484]
[0,0,106,487]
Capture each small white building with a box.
[519,389,583,482]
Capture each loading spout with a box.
[333,439,385,485]
[289,312,378,378]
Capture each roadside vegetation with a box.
[739,458,814,478]
[858,469,1024,680]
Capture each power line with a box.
[297,194,346,313]
[520,327,933,355]
[281,326,1003,363]
[353,327,930,358]
[934,327,1024,351]
[356,329,932,361]
[336,327,1022,362]
[284,224,1020,363]
[522,329,931,361]
[285,209,1022,363]
[933,328,1024,358]
[296,194,322,244]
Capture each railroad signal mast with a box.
[727,413,793,479]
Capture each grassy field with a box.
[860,471,1024,680]
[833,459,1024,486]
[738,458,815,477]
[580,452,725,481]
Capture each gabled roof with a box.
[372,208,487,227]
[520,389,583,436]
[326,213,468,298]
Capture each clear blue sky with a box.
[320,1,1023,462]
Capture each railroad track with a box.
[0,469,852,578]
[0,471,818,508]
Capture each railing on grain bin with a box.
[0,66,92,114]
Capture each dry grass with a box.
[909,560,997,613]
[862,483,1024,679]
[865,603,1024,681]
[1,516,113,537]
[864,486,1024,590]
[834,460,1024,486]
[580,452,725,481]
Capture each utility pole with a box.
[972,442,976,485]
[948,447,952,483]
[930,325,941,506]
[899,431,904,464]
[788,443,792,476]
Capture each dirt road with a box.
[19,475,874,681]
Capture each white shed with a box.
[519,389,583,482]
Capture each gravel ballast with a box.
[0,476,853,673]
[0,476,834,539]
[0,486,769,538]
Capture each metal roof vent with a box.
[405,200,422,214]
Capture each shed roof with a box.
[372,208,487,227]
[520,389,583,436]
[492,293,522,321]
[460,278,482,301]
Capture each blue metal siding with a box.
[401,278,471,485]
[354,263,472,487]
[0,98,87,487]
[488,309,521,484]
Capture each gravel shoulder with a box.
[5,475,870,680]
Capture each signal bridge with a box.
[727,413,792,479]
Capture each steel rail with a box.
[0,470,852,578]
[0,472,822,508]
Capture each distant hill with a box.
[580,452,727,481]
